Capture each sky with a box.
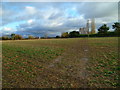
[0,2,118,37]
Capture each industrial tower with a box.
[91,18,96,34]
[86,19,89,35]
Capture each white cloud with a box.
[3,27,12,31]
[49,22,63,27]
[27,19,35,24]
[25,6,37,14]
[102,22,107,24]
[1,27,17,35]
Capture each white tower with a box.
[91,18,96,34]
[86,19,89,34]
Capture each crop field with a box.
[2,37,119,88]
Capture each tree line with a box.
[0,22,120,40]
[59,22,120,38]
[0,34,39,40]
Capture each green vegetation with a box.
[61,32,69,38]
[112,22,120,36]
[28,35,35,39]
[2,37,119,88]
[69,31,79,38]
[2,40,64,88]
[87,37,119,88]
[60,22,120,38]
[98,24,109,35]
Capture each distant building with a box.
[91,18,96,34]
[86,20,90,34]
[79,18,96,35]
[79,27,87,34]
[79,20,90,35]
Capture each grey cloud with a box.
[16,16,84,37]
[76,2,118,19]
[1,2,78,26]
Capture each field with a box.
[2,37,119,88]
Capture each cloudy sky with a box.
[0,2,118,37]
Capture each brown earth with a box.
[2,37,118,88]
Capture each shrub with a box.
[28,35,35,39]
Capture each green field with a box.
[2,37,119,88]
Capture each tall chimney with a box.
[91,18,96,34]
[86,19,89,34]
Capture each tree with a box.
[69,31,79,37]
[2,36,10,40]
[28,35,34,39]
[11,33,15,40]
[14,35,23,40]
[98,24,109,36]
[56,35,60,38]
[61,32,69,38]
[112,22,120,35]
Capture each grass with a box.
[2,41,64,88]
[87,37,119,88]
[2,37,119,88]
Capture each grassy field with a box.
[2,37,119,88]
